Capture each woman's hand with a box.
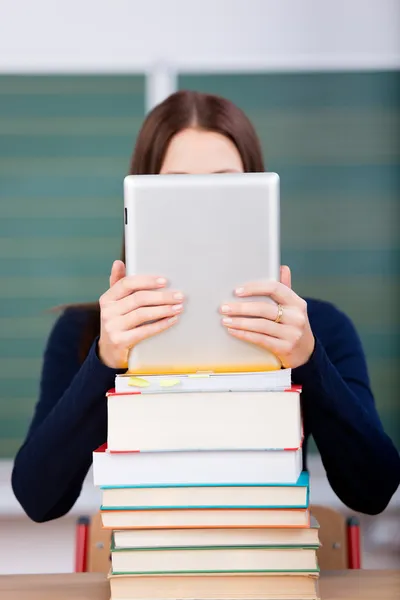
[220,266,315,369]
[98,260,184,369]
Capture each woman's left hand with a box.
[220,266,315,369]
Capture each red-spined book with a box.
[106,386,303,454]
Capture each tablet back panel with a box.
[124,172,281,374]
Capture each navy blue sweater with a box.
[12,299,400,522]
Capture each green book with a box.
[110,535,320,575]
[112,515,320,550]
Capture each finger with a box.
[106,289,184,317]
[103,275,167,303]
[221,302,305,328]
[222,315,296,339]
[234,279,299,307]
[221,300,294,324]
[123,315,180,347]
[109,260,126,288]
[226,326,290,355]
[280,265,292,289]
[118,303,184,330]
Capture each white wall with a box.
[1,458,399,574]
[0,0,399,575]
[0,0,399,73]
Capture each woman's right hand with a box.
[98,260,184,369]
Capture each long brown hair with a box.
[79,90,265,361]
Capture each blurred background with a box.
[0,0,399,574]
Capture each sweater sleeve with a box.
[11,308,122,523]
[295,305,400,515]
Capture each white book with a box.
[107,388,302,452]
[115,369,292,394]
[92,445,303,487]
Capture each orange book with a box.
[100,507,311,530]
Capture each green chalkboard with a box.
[179,71,400,449]
[0,75,145,457]
[0,71,399,458]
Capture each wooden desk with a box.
[0,570,399,600]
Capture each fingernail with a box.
[235,287,245,296]
[168,316,178,324]
[222,316,232,324]
[156,277,167,286]
[221,304,231,314]
[174,292,184,300]
[173,304,183,312]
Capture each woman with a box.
[12,90,399,522]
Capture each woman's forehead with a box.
[160,128,244,175]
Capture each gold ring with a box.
[274,303,283,323]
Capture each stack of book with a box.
[92,369,320,600]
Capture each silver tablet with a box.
[123,172,281,374]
